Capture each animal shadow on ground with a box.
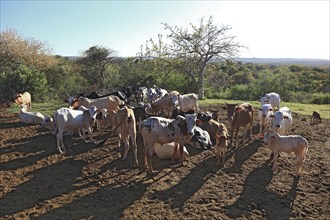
[223,158,300,220]
[224,139,262,174]
[156,155,217,211]
[0,133,53,171]
[35,176,152,220]
[0,158,88,217]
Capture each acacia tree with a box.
[80,46,117,89]
[140,16,244,99]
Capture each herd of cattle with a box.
[13,87,318,176]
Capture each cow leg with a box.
[147,149,154,173]
[56,132,63,153]
[118,133,122,149]
[122,136,130,160]
[88,127,97,144]
[271,152,279,171]
[296,159,303,176]
[130,129,138,168]
[143,139,149,170]
[179,144,184,165]
[234,127,239,148]
[80,128,88,142]
[171,143,179,164]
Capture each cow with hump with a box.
[140,114,198,173]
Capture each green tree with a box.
[80,46,116,89]
[140,16,244,99]
[0,28,57,102]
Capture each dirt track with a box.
[1,104,329,219]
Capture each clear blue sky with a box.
[1,0,329,59]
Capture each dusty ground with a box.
[0,104,329,220]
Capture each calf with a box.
[54,106,98,153]
[18,104,45,125]
[140,114,197,173]
[270,107,292,135]
[230,103,254,148]
[105,106,138,167]
[258,104,274,133]
[153,142,189,161]
[261,132,308,176]
[199,119,222,144]
[310,111,321,124]
[14,92,32,110]
[215,123,229,165]
[260,92,281,110]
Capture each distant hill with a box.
[238,57,330,66]
[63,55,329,67]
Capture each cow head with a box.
[175,114,197,137]
[85,106,98,121]
[223,103,238,121]
[14,93,23,104]
[261,132,278,146]
[259,104,273,117]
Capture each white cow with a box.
[18,104,45,125]
[153,142,189,161]
[140,114,198,173]
[258,104,274,133]
[171,93,200,112]
[54,106,98,153]
[270,107,292,135]
[260,92,281,110]
[262,132,308,176]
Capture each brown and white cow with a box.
[140,114,198,173]
[230,103,254,148]
[104,106,138,167]
[222,102,239,121]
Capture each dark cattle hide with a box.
[190,126,212,149]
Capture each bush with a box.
[311,94,330,104]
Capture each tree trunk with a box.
[198,69,205,100]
